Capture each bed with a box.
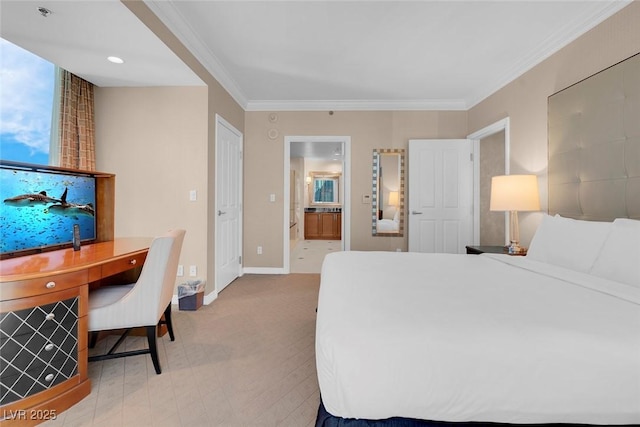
[315,215,640,426]
[376,218,399,233]
[377,208,401,234]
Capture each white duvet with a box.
[316,251,640,425]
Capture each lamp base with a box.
[507,241,526,255]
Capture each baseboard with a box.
[203,291,217,305]
[242,267,286,274]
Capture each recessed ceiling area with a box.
[0,0,203,87]
[0,0,632,110]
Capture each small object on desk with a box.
[465,245,527,256]
[73,224,81,251]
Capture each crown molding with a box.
[144,0,248,109]
[466,0,632,108]
[145,0,631,113]
[245,99,468,112]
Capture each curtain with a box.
[58,69,95,171]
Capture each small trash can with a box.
[178,280,204,311]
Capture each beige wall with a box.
[244,111,467,268]
[469,2,640,246]
[95,86,207,285]
[479,130,506,246]
[93,1,245,296]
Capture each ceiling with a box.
[0,0,631,112]
[290,139,344,159]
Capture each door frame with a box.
[284,136,351,274]
[214,114,243,294]
[467,117,510,246]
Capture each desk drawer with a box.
[1,270,88,301]
[101,252,147,278]
[0,296,79,406]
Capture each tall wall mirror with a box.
[309,171,342,206]
[372,149,405,236]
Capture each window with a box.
[314,179,337,203]
[309,172,341,205]
[0,38,55,165]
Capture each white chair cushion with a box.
[88,230,185,332]
[89,284,134,309]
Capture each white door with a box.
[408,139,473,253]
[215,115,242,293]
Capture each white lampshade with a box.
[388,191,399,207]
[490,175,540,212]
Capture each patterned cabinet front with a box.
[0,290,82,409]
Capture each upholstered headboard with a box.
[548,52,640,221]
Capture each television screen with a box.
[0,162,97,257]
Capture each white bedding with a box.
[376,219,399,233]
[316,251,640,425]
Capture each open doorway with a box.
[468,118,510,246]
[284,136,351,274]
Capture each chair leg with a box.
[146,325,161,374]
[89,331,99,349]
[163,303,175,341]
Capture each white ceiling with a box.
[0,0,203,87]
[0,0,631,112]
[290,139,343,159]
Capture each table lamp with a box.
[490,175,540,254]
[388,191,399,207]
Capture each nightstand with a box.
[465,245,527,256]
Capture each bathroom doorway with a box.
[284,136,351,274]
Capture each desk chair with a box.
[88,229,186,374]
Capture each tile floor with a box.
[290,240,342,274]
[42,274,321,427]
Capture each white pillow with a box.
[382,206,396,220]
[527,214,611,273]
[393,209,400,222]
[590,218,640,287]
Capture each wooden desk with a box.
[0,238,152,425]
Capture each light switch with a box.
[189,190,197,201]
[362,194,371,204]
[269,194,276,202]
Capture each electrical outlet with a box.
[177,265,184,276]
[257,246,263,255]
[189,265,197,277]
[269,194,276,202]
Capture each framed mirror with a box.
[372,149,405,236]
[309,171,341,206]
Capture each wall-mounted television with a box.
[1,160,98,259]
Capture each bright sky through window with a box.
[0,38,54,165]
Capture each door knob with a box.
[218,210,226,216]
[411,211,423,215]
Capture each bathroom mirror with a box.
[309,171,341,205]
[372,149,405,237]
